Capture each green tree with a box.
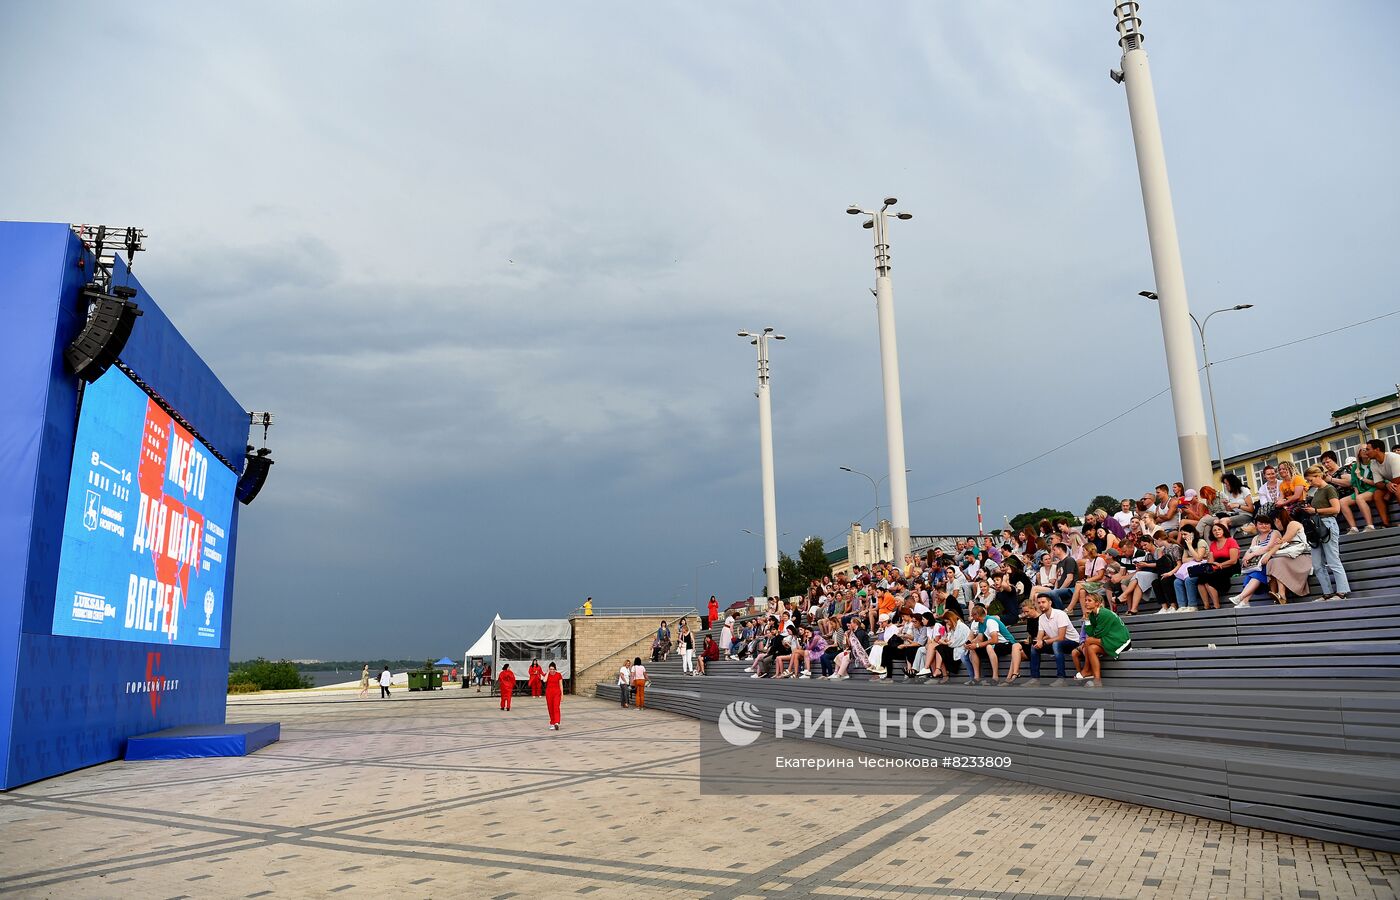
[1084,495,1121,517]
[796,536,829,589]
[1008,507,1078,532]
[228,658,313,692]
[777,551,801,598]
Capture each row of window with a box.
[1230,422,1400,492]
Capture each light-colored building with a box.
[828,521,984,575]
[1223,386,1400,491]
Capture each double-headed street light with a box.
[838,465,911,526]
[846,198,914,565]
[737,328,785,599]
[1140,290,1253,479]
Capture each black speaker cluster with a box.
[237,447,274,505]
[65,284,144,382]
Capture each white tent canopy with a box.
[493,618,572,680]
[465,614,499,659]
[494,619,570,643]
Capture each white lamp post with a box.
[846,199,914,565]
[1140,291,1253,478]
[1110,2,1213,490]
[693,560,717,608]
[743,529,789,595]
[737,328,784,598]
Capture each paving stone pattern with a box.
[0,691,1396,898]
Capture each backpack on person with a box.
[1296,510,1330,547]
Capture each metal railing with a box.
[571,605,697,619]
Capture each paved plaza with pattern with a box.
[0,690,1396,899]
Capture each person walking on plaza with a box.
[378,665,392,699]
[528,659,544,698]
[498,663,516,711]
[617,662,632,708]
[630,657,648,710]
[471,658,484,691]
[545,661,564,730]
[358,665,370,700]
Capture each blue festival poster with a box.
[51,367,237,648]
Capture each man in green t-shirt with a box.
[1072,594,1131,688]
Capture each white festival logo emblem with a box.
[717,700,763,747]
[203,589,215,627]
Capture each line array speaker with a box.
[65,286,143,382]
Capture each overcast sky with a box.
[4,3,1397,660]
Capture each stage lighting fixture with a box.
[64,285,144,382]
[237,446,274,505]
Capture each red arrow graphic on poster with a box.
[135,399,206,642]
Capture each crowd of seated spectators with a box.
[705,444,1400,688]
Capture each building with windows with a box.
[827,521,982,576]
[1223,386,1400,491]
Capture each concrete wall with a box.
[570,614,692,697]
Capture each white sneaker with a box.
[1155,607,1170,615]
[915,668,931,677]
[837,674,850,680]
[1180,607,1197,614]
[1073,672,1085,680]
[750,674,760,679]
[798,672,811,679]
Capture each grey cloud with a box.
[3,1,1396,657]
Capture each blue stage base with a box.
[124,723,280,761]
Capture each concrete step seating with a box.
[607,515,1400,853]
[598,675,1400,853]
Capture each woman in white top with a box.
[720,614,736,659]
[930,610,972,684]
[1201,472,1255,535]
[1065,544,1107,616]
[629,658,648,710]
[1029,554,1057,602]
[1255,464,1285,512]
[617,663,632,708]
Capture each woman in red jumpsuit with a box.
[527,660,544,698]
[497,663,516,711]
[544,662,564,730]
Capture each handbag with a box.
[1296,510,1330,547]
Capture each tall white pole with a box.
[757,346,780,599]
[1112,2,1212,490]
[872,209,912,565]
[739,329,783,599]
